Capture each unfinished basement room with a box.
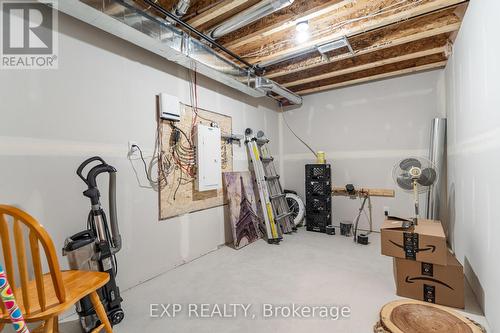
[0,0,498,332]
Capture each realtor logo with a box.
[1,0,58,69]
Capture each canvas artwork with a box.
[223,172,265,249]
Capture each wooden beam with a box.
[219,0,351,49]
[284,47,446,87]
[332,187,395,198]
[296,61,447,95]
[279,37,448,87]
[289,53,447,92]
[187,0,254,29]
[184,0,223,19]
[265,6,462,78]
[240,0,465,65]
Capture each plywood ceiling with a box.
[140,0,469,101]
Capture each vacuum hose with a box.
[109,172,122,253]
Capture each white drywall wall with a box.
[280,70,446,231]
[445,0,500,330]
[0,13,279,291]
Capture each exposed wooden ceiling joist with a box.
[186,0,261,30]
[183,0,220,19]
[292,61,446,97]
[218,0,350,49]
[236,0,465,65]
[265,5,462,78]
[292,53,447,95]
[278,34,450,88]
[135,0,469,101]
[187,0,246,27]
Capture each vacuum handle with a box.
[64,230,96,252]
[77,156,106,184]
[109,172,122,253]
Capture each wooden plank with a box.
[184,0,224,19]
[265,6,462,78]
[240,0,464,65]
[290,52,447,92]
[30,231,47,312]
[187,0,250,28]
[220,0,350,49]
[281,44,447,87]
[14,219,31,314]
[295,61,447,95]
[0,214,16,292]
[332,187,395,198]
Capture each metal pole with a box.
[353,196,368,242]
[426,118,447,222]
[367,195,373,234]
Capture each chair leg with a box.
[53,316,59,333]
[44,317,54,333]
[89,291,113,333]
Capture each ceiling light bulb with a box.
[296,21,309,32]
[296,31,309,43]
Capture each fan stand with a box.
[401,180,420,229]
[352,193,372,243]
[413,179,419,226]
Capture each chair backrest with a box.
[0,205,66,316]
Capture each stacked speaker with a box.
[305,164,332,233]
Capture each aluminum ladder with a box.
[247,129,296,240]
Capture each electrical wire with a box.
[281,104,317,158]
[134,145,154,183]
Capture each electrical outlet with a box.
[383,206,390,216]
[128,141,138,156]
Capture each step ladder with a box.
[245,129,296,243]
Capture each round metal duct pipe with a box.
[208,0,294,39]
[172,0,190,17]
[426,118,447,225]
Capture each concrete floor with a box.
[50,231,489,333]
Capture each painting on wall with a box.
[223,172,265,249]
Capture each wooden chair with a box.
[0,205,113,333]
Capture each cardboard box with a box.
[381,218,447,265]
[394,250,464,309]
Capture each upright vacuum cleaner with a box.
[63,157,125,332]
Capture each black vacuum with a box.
[63,157,125,332]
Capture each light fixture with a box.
[317,36,353,54]
[295,20,309,32]
[295,20,310,43]
[296,32,309,43]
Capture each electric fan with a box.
[392,157,438,227]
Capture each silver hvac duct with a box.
[172,0,190,17]
[255,77,303,105]
[426,118,447,225]
[207,0,294,39]
[59,0,302,105]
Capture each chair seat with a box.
[0,270,110,322]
